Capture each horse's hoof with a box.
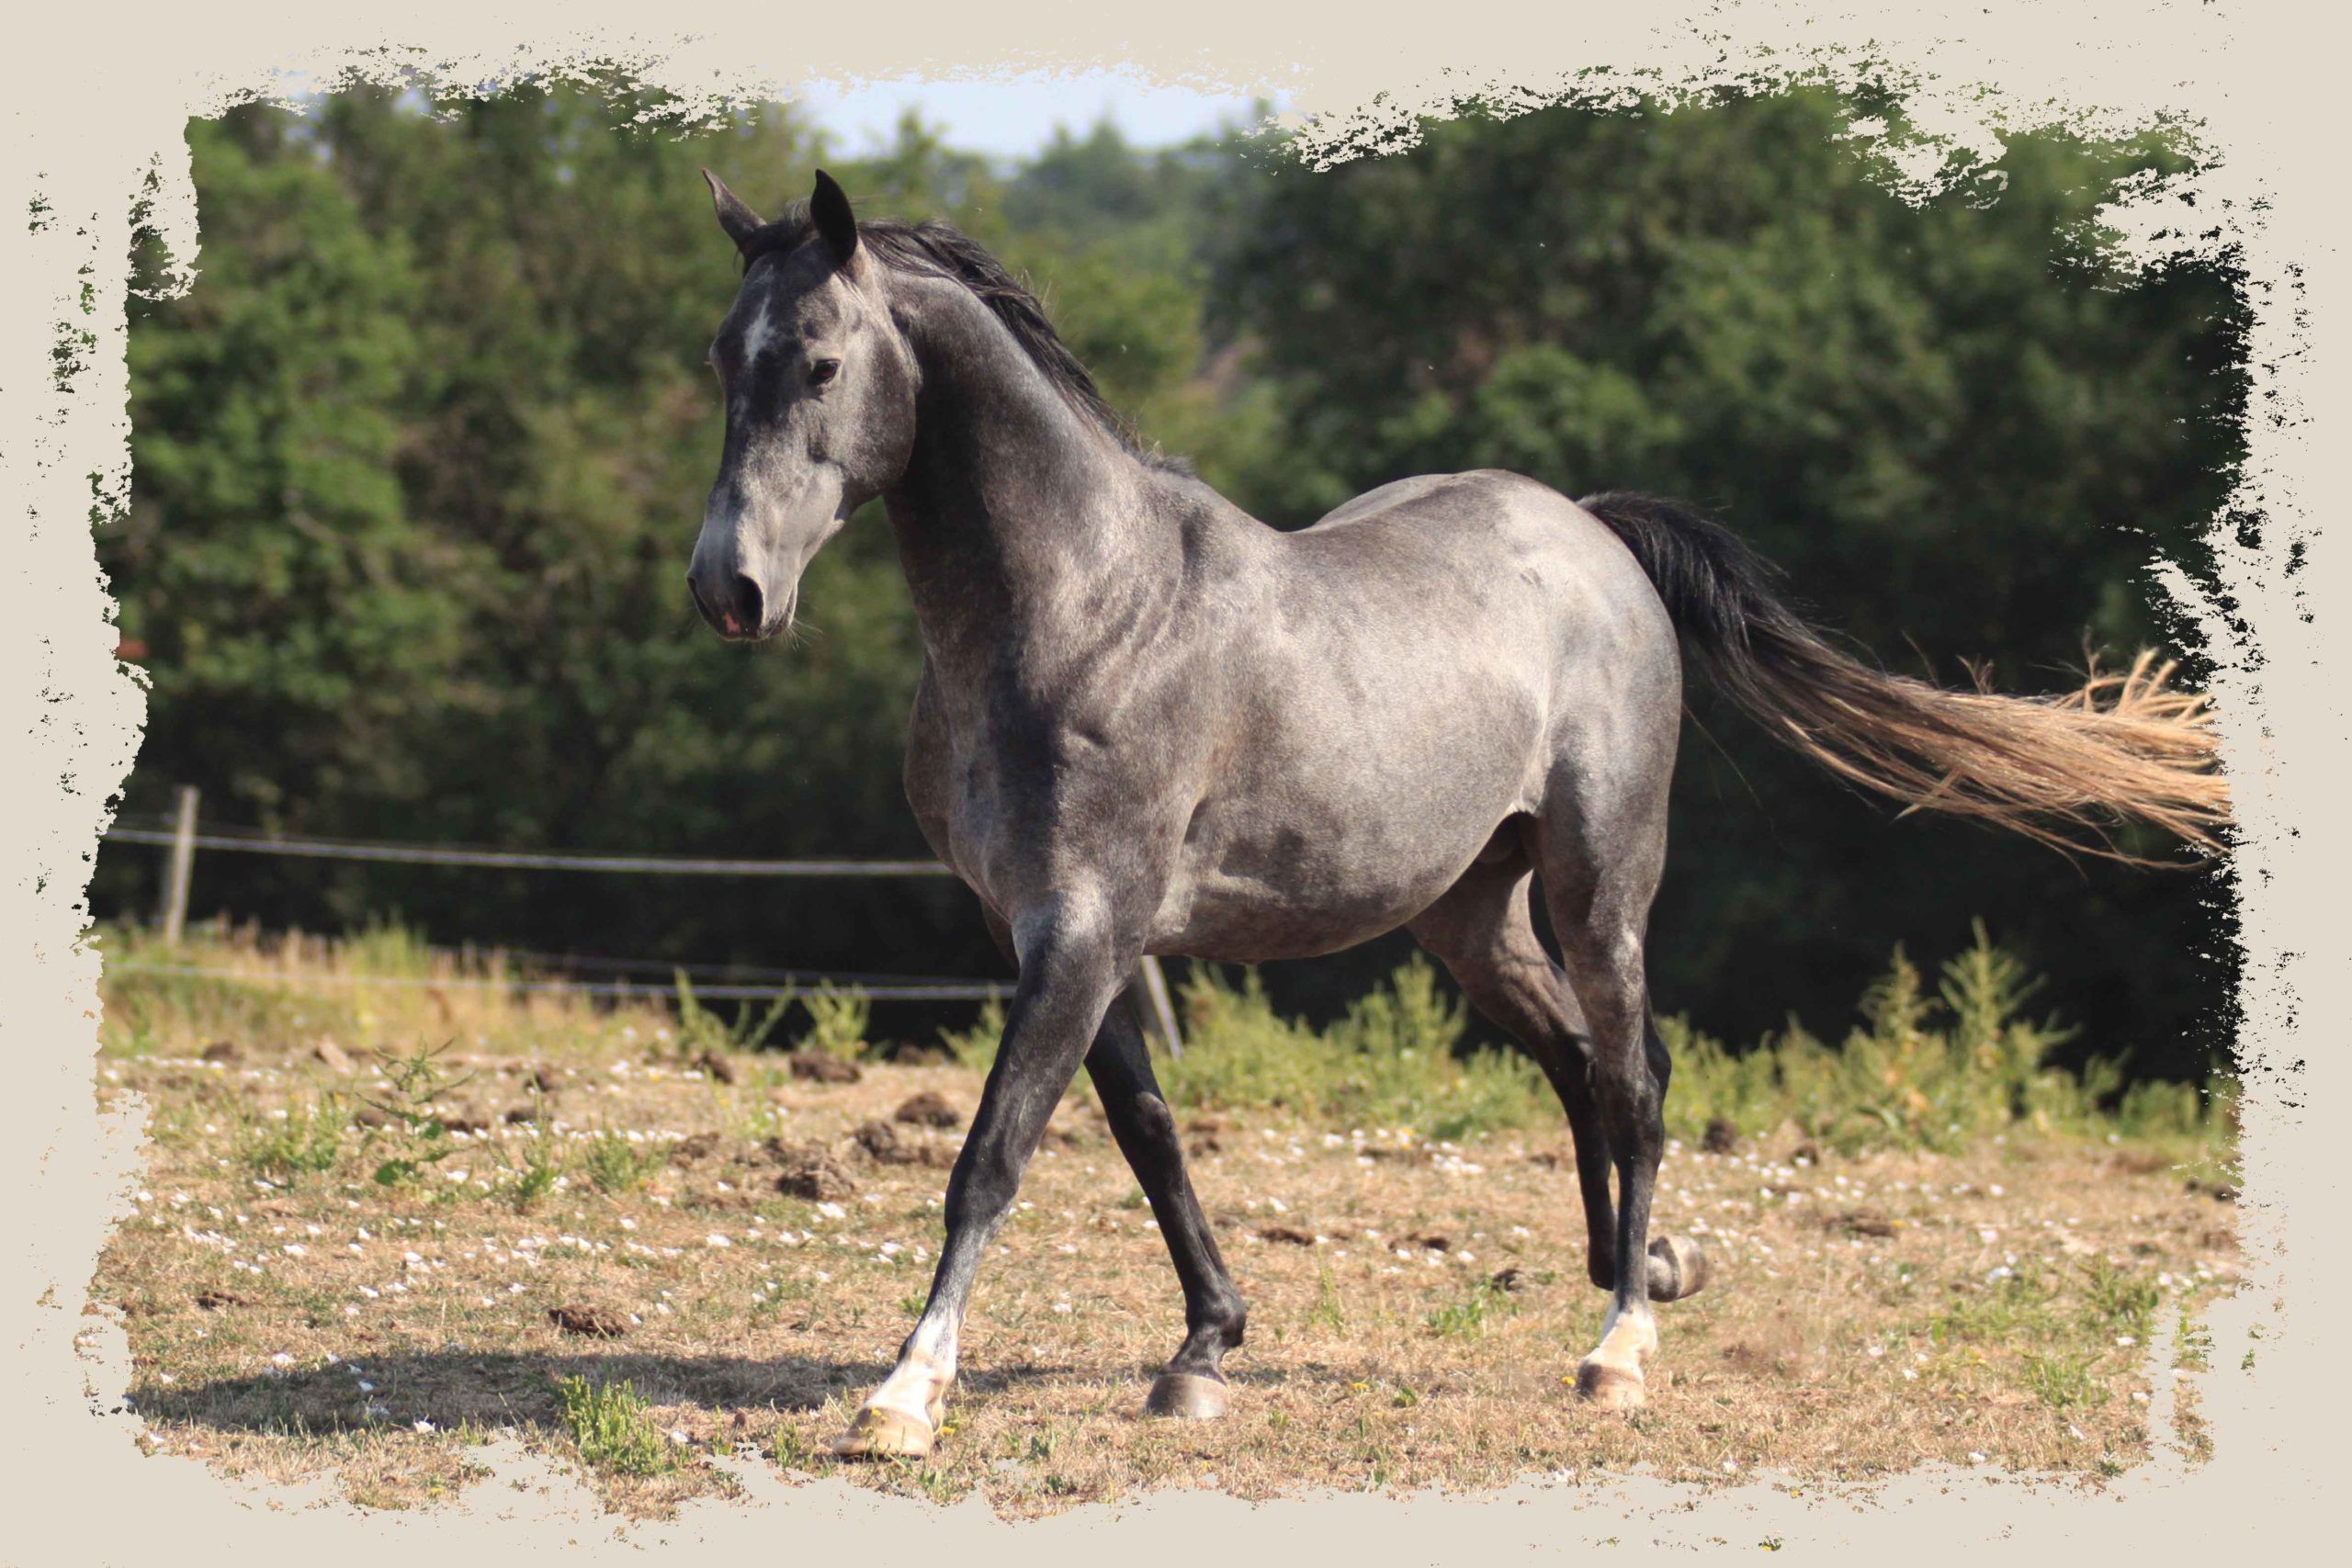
[829,1404,936,1460]
[1647,1233,1711,1302]
[1576,1359,1647,1411]
[1144,1371,1230,1420]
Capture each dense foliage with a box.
[97,79,2244,1078]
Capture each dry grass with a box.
[89,923,2241,1520]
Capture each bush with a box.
[1162,956,1548,1137]
[1160,931,2231,1156]
[1663,923,2229,1154]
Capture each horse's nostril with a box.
[733,573,764,633]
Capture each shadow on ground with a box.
[129,1348,1091,1438]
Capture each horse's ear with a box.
[810,168,859,265]
[703,168,763,252]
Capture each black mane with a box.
[740,205,1183,470]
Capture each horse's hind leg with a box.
[1408,854,1706,1320]
[1531,792,1691,1411]
[1084,993,1248,1418]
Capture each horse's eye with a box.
[808,358,841,388]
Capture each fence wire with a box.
[102,826,953,877]
[106,961,1005,1004]
[99,813,1180,1049]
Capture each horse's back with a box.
[1284,468,1677,672]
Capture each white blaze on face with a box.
[739,301,775,365]
[726,303,776,432]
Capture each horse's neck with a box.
[883,283,1176,679]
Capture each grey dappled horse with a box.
[684,171,2228,1459]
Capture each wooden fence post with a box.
[159,784,198,945]
[1136,954,1183,1059]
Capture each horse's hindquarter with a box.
[1155,471,1679,961]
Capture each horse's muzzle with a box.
[686,569,783,642]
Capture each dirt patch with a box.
[94,1032,2243,1523]
[771,1145,857,1201]
[893,1090,961,1127]
[786,1053,861,1084]
[548,1305,629,1338]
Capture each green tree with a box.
[111,108,466,819]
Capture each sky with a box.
[790,70,1293,160]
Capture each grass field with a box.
[88,921,2241,1519]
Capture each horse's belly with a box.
[1151,868,1461,962]
[1149,785,1521,962]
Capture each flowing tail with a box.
[1577,491,2230,859]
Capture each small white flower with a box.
[413,1419,435,1434]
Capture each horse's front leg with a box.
[831,898,1132,1459]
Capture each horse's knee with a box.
[1125,1089,1181,1145]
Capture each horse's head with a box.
[688,170,918,642]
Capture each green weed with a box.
[2024,1350,2106,1410]
[796,983,871,1061]
[938,994,1008,1069]
[1308,1255,1348,1333]
[1425,1276,1517,1340]
[671,972,795,1060]
[2086,1260,2161,1340]
[554,1375,677,1476]
[358,1040,475,1188]
[582,1130,665,1194]
[242,1096,345,1185]
[499,1131,566,1209]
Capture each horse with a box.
[683,169,2228,1460]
